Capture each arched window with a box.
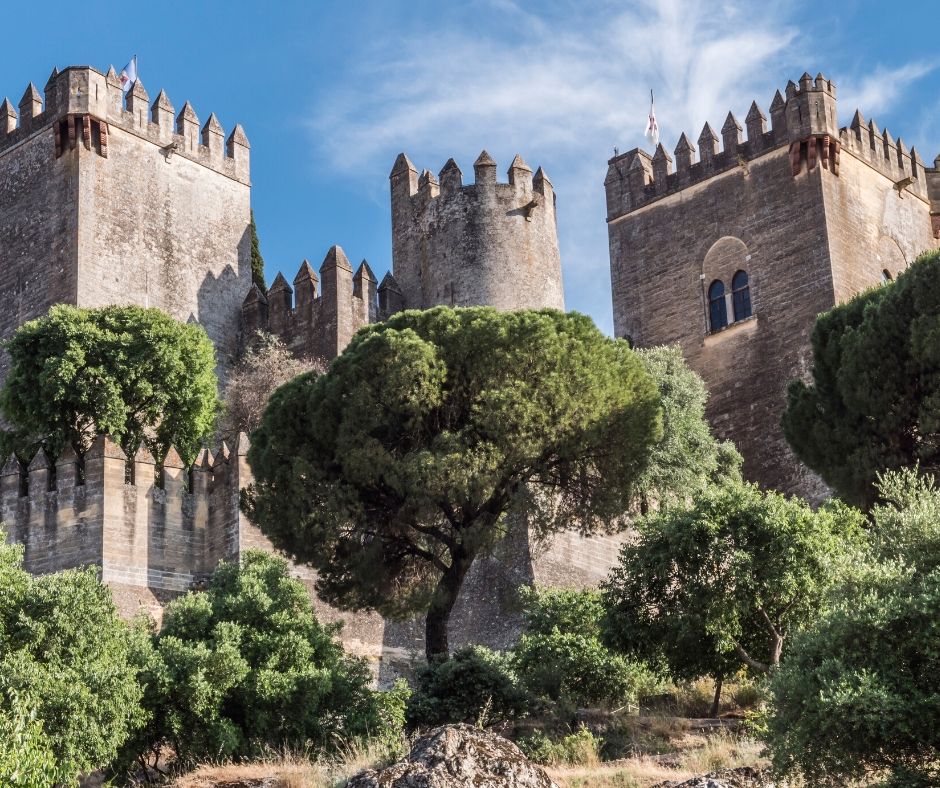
[708,280,727,332]
[881,269,892,283]
[732,270,752,321]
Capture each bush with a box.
[407,645,529,727]
[518,726,603,766]
[122,550,391,771]
[767,470,940,786]
[514,587,661,709]
[0,536,145,785]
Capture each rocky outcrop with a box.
[651,766,773,788]
[347,724,559,788]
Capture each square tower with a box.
[0,66,252,375]
[606,72,940,500]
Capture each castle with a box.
[0,63,938,670]
[605,72,940,499]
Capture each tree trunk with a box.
[770,633,784,668]
[710,677,723,718]
[424,553,472,661]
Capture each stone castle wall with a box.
[607,72,940,500]
[0,66,252,374]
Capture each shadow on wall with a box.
[195,226,253,375]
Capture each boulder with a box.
[347,723,559,788]
[651,766,773,788]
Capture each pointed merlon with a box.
[675,132,696,153]
[106,65,118,81]
[235,432,251,457]
[868,118,881,138]
[129,78,149,103]
[18,83,42,117]
[135,444,156,465]
[770,89,786,112]
[698,122,718,143]
[196,447,214,470]
[390,152,417,177]
[698,123,719,160]
[202,112,223,136]
[418,169,439,189]
[320,244,352,273]
[294,259,318,285]
[44,67,59,89]
[162,445,185,470]
[56,445,79,466]
[378,271,402,293]
[508,154,531,172]
[439,157,462,178]
[474,150,497,167]
[850,109,865,131]
[722,112,742,134]
[242,283,268,306]
[152,89,174,113]
[652,143,672,163]
[0,97,17,133]
[269,271,292,293]
[214,441,231,466]
[0,98,15,117]
[629,155,646,171]
[86,435,128,461]
[1,454,22,476]
[226,123,250,149]
[176,100,199,129]
[28,449,51,472]
[746,101,767,123]
[354,260,377,282]
[882,128,895,149]
[532,166,552,188]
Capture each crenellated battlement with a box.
[242,245,379,361]
[1,434,254,595]
[607,71,937,222]
[390,151,564,313]
[0,65,249,184]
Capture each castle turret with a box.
[389,151,564,312]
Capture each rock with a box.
[347,723,559,788]
[650,766,773,788]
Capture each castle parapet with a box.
[1,436,252,591]
[606,71,934,222]
[0,65,250,184]
[242,246,378,361]
[389,151,564,313]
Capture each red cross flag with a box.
[644,90,660,149]
[120,56,138,97]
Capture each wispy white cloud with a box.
[839,62,935,121]
[308,0,931,333]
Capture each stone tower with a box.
[606,72,940,500]
[388,151,565,312]
[0,65,252,374]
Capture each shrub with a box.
[767,470,940,786]
[0,689,61,787]
[407,645,529,727]
[518,726,603,766]
[122,550,391,771]
[0,536,145,785]
[514,587,661,709]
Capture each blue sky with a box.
[3,0,938,334]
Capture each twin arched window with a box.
[708,270,751,332]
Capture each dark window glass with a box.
[882,269,892,283]
[709,280,727,332]
[732,270,751,321]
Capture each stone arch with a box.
[875,234,907,281]
[702,236,755,332]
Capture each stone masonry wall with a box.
[390,152,565,312]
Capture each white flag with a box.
[644,90,660,148]
[119,56,138,97]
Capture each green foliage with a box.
[633,346,741,508]
[518,726,603,766]
[245,307,663,657]
[0,536,145,785]
[783,248,940,508]
[604,482,865,679]
[513,587,661,708]
[0,304,219,463]
[124,550,389,770]
[0,689,61,787]
[768,470,940,787]
[407,645,529,728]
[249,209,267,293]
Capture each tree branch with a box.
[732,638,770,674]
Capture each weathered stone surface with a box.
[651,766,772,788]
[347,724,559,788]
[606,72,940,502]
